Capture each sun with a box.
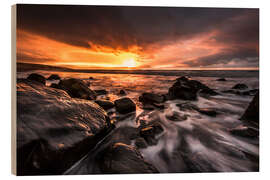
[122,58,137,68]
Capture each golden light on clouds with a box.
[17,30,141,69]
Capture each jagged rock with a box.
[241,92,259,126]
[27,73,46,85]
[17,79,112,175]
[114,98,136,114]
[58,78,96,100]
[168,76,218,100]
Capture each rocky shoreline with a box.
[17,73,259,175]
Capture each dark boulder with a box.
[94,89,108,96]
[139,92,165,104]
[168,80,197,100]
[99,143,158,174]
[241,92,259,126]
[95,100,114,110]
[27,73,46,85]
[216,78,226,81]
[47,74,60,80]
[114,98,136,114]
[16,79,112,175]
[168,77,218,100]
[232,83,248,90]
[50,83,60,89]
[89,77,94,80]
[119,89,127,95]
[58,78,96,100]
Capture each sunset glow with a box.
[122,58,137,68]
[16,5,259,70]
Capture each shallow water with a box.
[17,70,259,173]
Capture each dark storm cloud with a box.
[182,48,259,67]
[17,4,259,68]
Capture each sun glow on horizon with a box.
[122,58,137,68]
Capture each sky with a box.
[16,5,259,70]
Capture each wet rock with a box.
[229,125,259,138]
[114,98,136,114]
[95,100,114,110]
[241,92,259,126]
[166,111,188,121]
[50,83,60,89]
[58,78,96,100]
[168,80,197,100]
[17,79,112,175]
[176,103,198,111]
[27,73,46,85]
[242,89,259,96]
[199,88,219,96]
[47,74,60,80]
[102,127,139,145]
[222,89,242,95]
[115,112,136,122]
[142,102,165,110]
[139,92,165,104]
[140,123,163,146]
[197,108,218,117]
[99,143,158,173]
[168,76,218,100]
[135,137,148,149]
[232,83,248,90]
[119,89,127,95]
[94,89,108,96]
[222,89,258,96]
[216,78,226,81]
[176,103,217,117]
[176,76,189,82]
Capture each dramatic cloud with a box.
[16,4,259,69]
